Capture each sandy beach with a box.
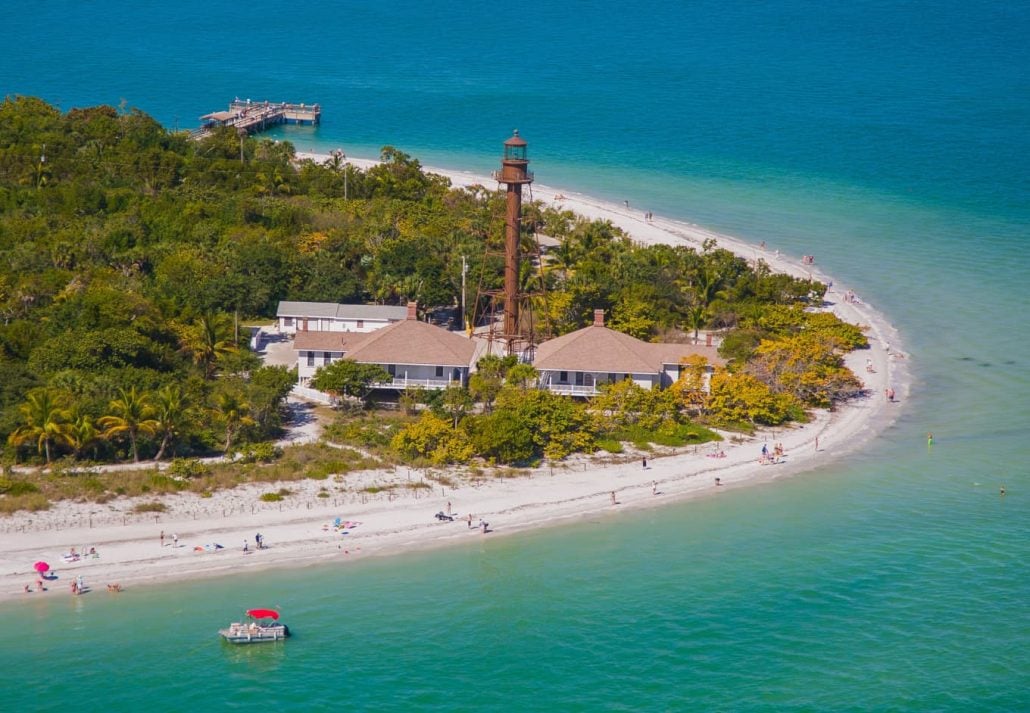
[0,154,910,603]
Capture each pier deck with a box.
[191,99,320,139]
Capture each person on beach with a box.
[642,456,647,469]
[76,575,84,592]
[610,491,617,506]
[24,584,32,594]
[160,530,165,547]
[446,501,452,516]
[652,480,658,496]
[467,513,473,529]
[172,533,178,548]
[36,578,45,592]
[243,540,249,553]
[715,477,722,486]
[255,533,263,549]
[71,581,78,595]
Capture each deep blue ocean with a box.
[2,1,1028,709]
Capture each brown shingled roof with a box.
[294,322,476,367]
[293,331,364,352]
[533,325,726,373]
[346,320,476,367]
[534,326,657,373]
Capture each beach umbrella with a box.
[33,561,50,574]
[246,608,279,620]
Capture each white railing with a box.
[544,384,600,396]
[375,378,456,391]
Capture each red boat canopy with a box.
[246,608,279,620]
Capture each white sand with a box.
[0,154,910,602]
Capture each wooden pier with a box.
[191,99,320,139]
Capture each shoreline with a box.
[0,154,910,603]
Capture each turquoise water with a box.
[2,1,1028,709]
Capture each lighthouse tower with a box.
[494,130,534,352]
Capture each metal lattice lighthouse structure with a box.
[491,130,536,354]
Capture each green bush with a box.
[305,460,348,480]
[147,474,188,493]
[0,478,40,496]
[259,492,283,502]
[168,459,210,479]
[132,501,167,513]
[239,442,282,464]
[595,438,624,454]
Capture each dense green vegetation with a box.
[0,97,867,505]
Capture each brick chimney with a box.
[406,301,418,321]
[593,309,605,327]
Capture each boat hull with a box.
[219,624,289,644]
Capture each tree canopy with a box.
[0,96,866,470]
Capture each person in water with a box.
[927,432,934,446]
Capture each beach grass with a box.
[0,442,384,515]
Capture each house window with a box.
[575,372,584,386]
[559,371,568,383]
[435,366,444,378]
[387,364,396,377]
[608,373,616,383]
[356,320,364,329]
[453,368,461,382]
[624,374,631,380]
[323,352,331,365]
[284,317,294,327]
[306,352,314,367]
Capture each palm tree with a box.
[212,391,256,454]
[68,407,103,461]
[178,313,237,379]
[546,239,578,282]
[152,384,190,461]
[7,388,73,465]
[99,386,159,463]
[680,267,728,342]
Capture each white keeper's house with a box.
[294,303,477,390]
[276,300,408,334]
[532,310,725,397]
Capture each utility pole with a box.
[461,255,468,333]
[37,143,46,190]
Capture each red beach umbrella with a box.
[33,561,50,574]
[246,608,279,620]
